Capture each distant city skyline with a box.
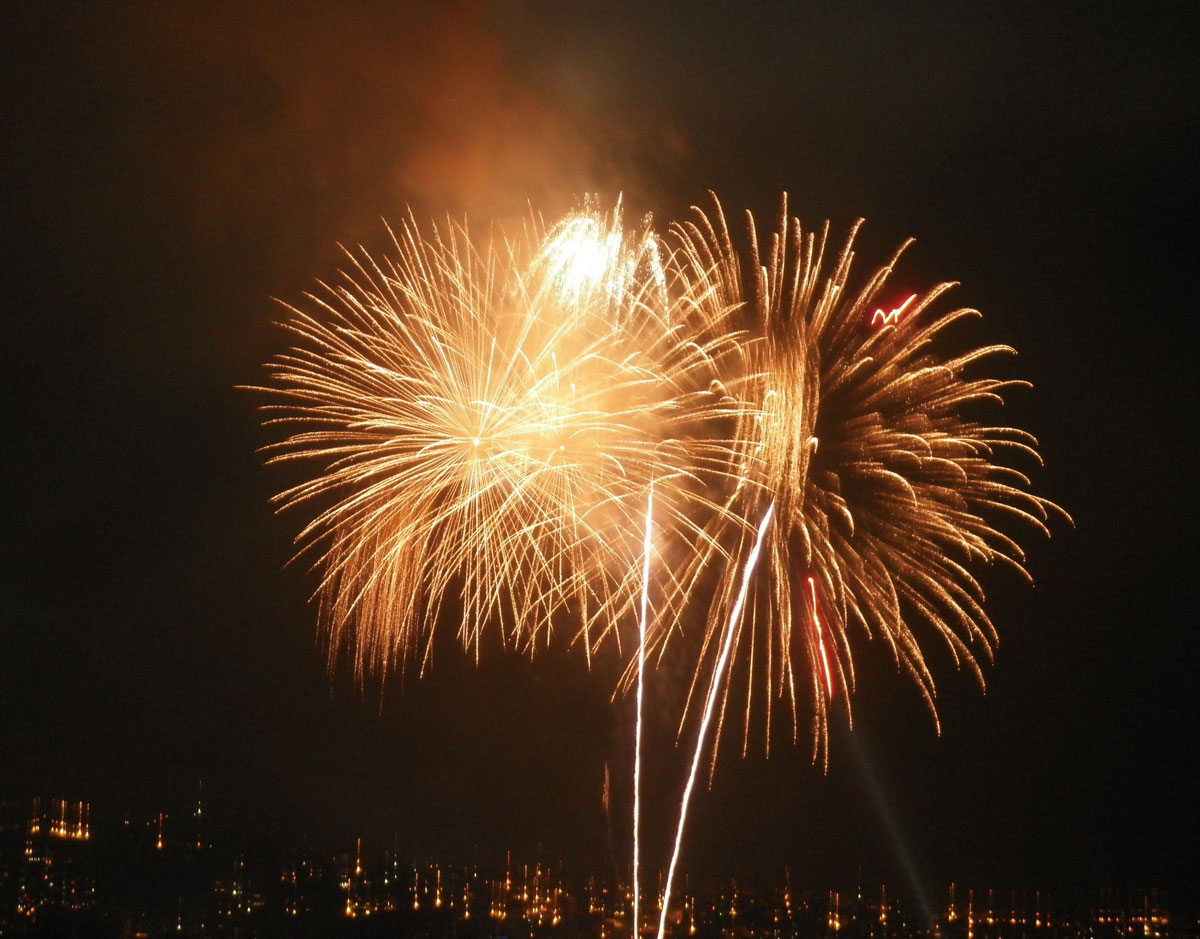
[2,789,1194,939]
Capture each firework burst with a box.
[255,203,736,680]
[665,192,1068,764]
[650,194,1066,938]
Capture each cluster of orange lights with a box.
[330,871,1178,939]
[46,799,90,841]
[487,861,563,927]
[585,875,704,938]
[338,850,479,920]
[18,799,96,919]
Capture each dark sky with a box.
[3,0,1196,898]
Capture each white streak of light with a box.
[634,482,654,939]
[657,501,776,939]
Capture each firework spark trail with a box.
[657,501,775,939]
[807,575,834,700]
[633,482,653,939]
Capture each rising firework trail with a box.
[658,501,776,939]
[633,482,653,939]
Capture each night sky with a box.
[4,0,1196,897]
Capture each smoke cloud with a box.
[56,0,688,264]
